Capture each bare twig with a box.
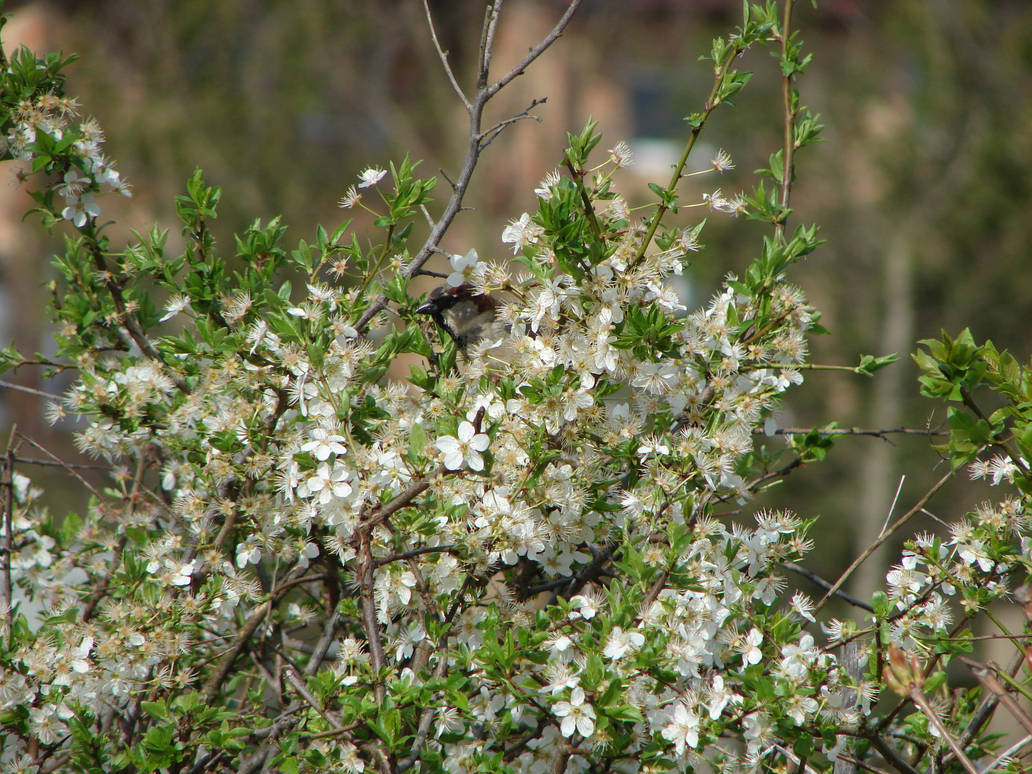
[421,0,470,109]
[952,650,1027,761]
[359,479,431,533]
[783,562,873,612]
[0,378,59,400]
[908,686,978,774]
[358,529,387,706]
[397,655,450,771]
[374,543,456,568]
[11,455,110,471]
[356,0,582,333]
[880,475,905,537]
[815,471,952,612]
[977,734,1032,774]
[961,658,1032,736]
[304,609,342,677]
[762,426,946,440]
[81,535,127,624]
[285,665,343,732]
[863,732,922,774]
[16,432,101,498]
[478,97,546,150]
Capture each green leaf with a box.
[856,352,899,377]
[140,701,171,722]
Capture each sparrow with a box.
[416,284,503,350]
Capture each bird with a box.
[416,284,504,350]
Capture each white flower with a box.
[706,674,736,720]
[236,541,262,568]
[569,592,601,620]
[301,427,348,461]
[711,148,735,172]
[501,213,542,254]
[741,627,763,666]
[57,167,90,200]
[71,636,94,674]
[436,421,490,471]
[534,169,562,200]
[790,591,816,623]
[779,632,818,682]
[357,167,387,188]
[447,248,481,288]
[661,701,700,755]
[603,626,645,660]
[553,686,595,738]
[61,192,100,227]
[303,462,353,504]
[609,140,634,167]
[338,185,360,208]
[636,436,670,459]
[170,560,196,586]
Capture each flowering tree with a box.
[1,2,1031,773]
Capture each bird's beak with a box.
[416,300,435,315]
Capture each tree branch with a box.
[815,471,952,612]
[421,0,470,109]
[355,0,582,333]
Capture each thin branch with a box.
[202,562,307,700]
[961,657,1032,736]
[977,734,1032,774]
[84,229,189,393]
[374,543,456,568]
[783,562,873,612]
[953,650,1025,760]
[285,666,343,732]
[359,479,431,533]
[864,732,923,774]
[478,97,546,150]
[815,470,952,612]
[0,378,59,400]
[421,0,470,109]
[397,654,450,771]
[908,686,979,774]
[355,0,582,333]
[878,475,906,537]
[304,610,342,677]
[11,455,111,471]
[774,0,797,242]
[763,426,945,439]
[476,0,503,90]
[16,432,101,498]
[485,0,582,99]
[81,535,127,623]
[359,530,386,705]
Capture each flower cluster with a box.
[2,68,130,227]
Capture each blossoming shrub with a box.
[1,4,1030,773]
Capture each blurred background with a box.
[1,0,1031,630]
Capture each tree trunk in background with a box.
[853,232,913,603]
